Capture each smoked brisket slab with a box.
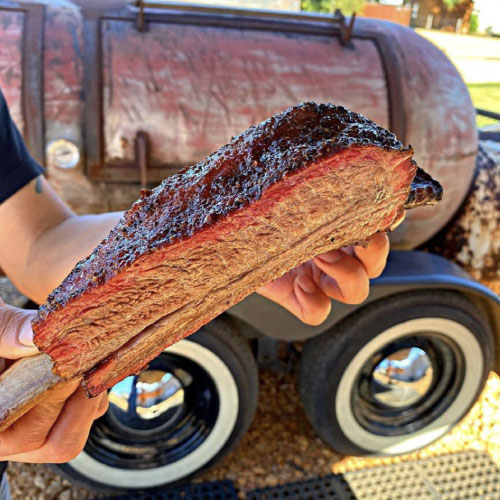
[0,102,442,431]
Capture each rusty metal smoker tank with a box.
[0,1,477,250]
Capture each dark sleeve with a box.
[0,89,44,204]
[0,462,6,478]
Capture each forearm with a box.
[0,176,122,304]
[24,212,122,303]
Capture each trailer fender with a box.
[227,251,500,370]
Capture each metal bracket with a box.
[134,131,150,188]
[134,1,355,45]
[136,0,146,32]
[336,9,356,47]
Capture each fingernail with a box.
[342,246,355,256]
[18,316,36,348]
[296,274,316,294]
[390,211,406,231]
[317,250,342,264]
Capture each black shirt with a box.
[0,89,43,203]
[0,88,43,477]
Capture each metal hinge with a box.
[134,1,355,45]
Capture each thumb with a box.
[0,301,39,359]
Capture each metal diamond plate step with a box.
[246,474,355,500]
[89,451,500,500]
[96,479,238,500]
[343,451,500,500]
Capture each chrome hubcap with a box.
[109,369,185,431]
[353,332,465,437]
[371,347,433,408]
[85,347,222,471]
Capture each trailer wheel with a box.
[51,319,258,493]
[299,291,494,456]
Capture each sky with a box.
[472,0,500,33]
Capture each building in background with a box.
[360,0,411,26]
[148,0,500,34]
[406,0,475,32]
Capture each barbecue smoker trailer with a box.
[1,0,500,493]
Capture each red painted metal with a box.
[0,3,45,165]
[101,21,388,168]
[0,10,24,130]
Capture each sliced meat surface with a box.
[30,102,442,395]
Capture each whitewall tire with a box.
[51,319,258,493]
[299,291,494,456]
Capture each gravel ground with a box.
[0,278,30,308]
[3,279,500,499]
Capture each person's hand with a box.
[257,232,390,325]
[0,299,108,463]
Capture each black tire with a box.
[51,317,258,493]
[299,290,494,456]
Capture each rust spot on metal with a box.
[424,145,500,280]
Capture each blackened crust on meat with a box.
[405,167,443,208]
[34,102,411,324]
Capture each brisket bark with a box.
[0,102,442,430]
[35,102,441,392]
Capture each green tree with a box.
[469,12,479,33]
[301,0,364,14]
[333,0,364,14]
[301,0,331,12]
[442,0,461,8]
